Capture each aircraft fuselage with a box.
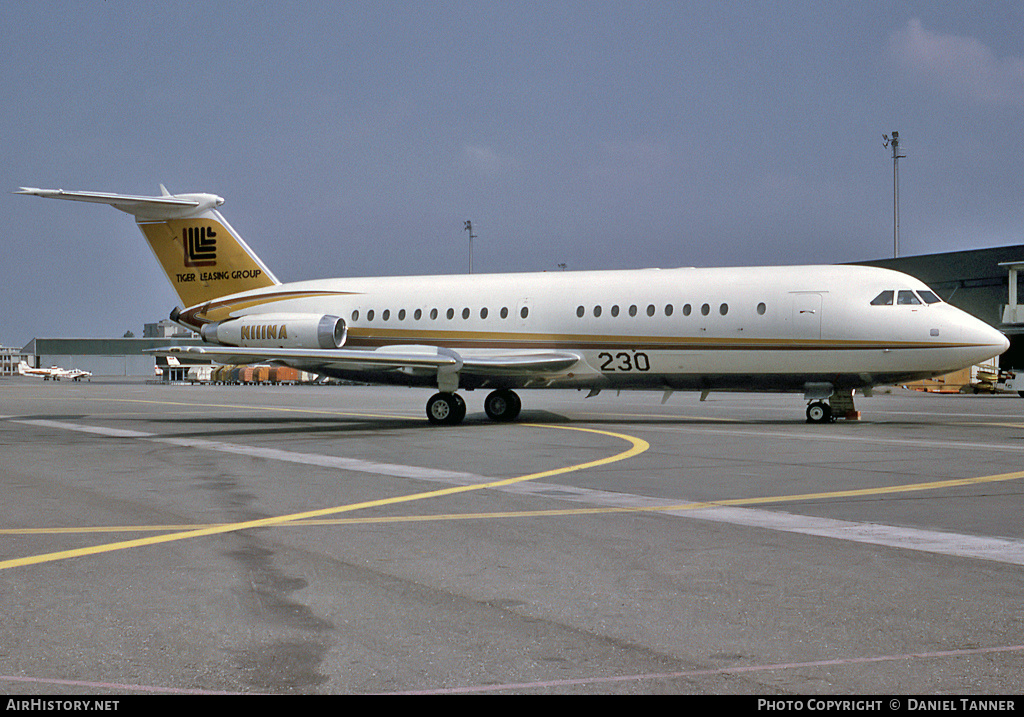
[176,263,1008,394]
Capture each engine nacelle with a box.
[201,313,347,349]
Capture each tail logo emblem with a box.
[184,226,217,267]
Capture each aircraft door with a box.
[791,292,823,340]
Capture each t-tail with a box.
[16,186,279,308]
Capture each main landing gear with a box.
[426,392,466,425]
[483,388,521,422]
[426,389,522,425]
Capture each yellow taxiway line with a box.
[0,424,648,571]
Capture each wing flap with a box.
[461,352,582,375]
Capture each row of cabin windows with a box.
[352,306,529,323]
[870,289,942,306]
[577,302,768,318]
[350,301,774,325]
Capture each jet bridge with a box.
[999,261,1024,327]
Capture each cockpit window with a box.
[870,290,894,306]
[917,290,941,304]
[897,290,922,305]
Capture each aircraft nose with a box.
[966,317,1010,356]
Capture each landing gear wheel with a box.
[426,392,466,425]
[806,401,832,424]
[484,389,522,422]
[452,393,466,422]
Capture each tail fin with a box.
[16,186,279,308]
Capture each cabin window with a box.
[628,305,638,317]
[665,304,673,317]
[918,290,941,304]
[870,290,894,305]
[897,290,921,305]
[351,310,360,322]
[646,304,656,317]
[462,307,470,319]
[367,309,375,321]
[719,303,729,316]
[480,307,489,319]
[701,303,710,316]
[682,304,692,316]
[757,302,767,315]
[446,308,455,320]
[430,308,438,320]
[414,309,422,320]
[576,305,585,318]
[520,307,529,319]
[611,305,620,317]
[398,309,406,321]
[500,307,509,319]
[593,305,602,317]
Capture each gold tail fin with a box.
[138,213,277,307]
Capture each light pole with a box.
[882,131,906,258]
[464,220,476,274]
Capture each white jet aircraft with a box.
[17,186,1009,424]
[18,361,92,381]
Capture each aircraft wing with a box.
[147,345,461,371]
[145,345,583,377]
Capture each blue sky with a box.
[3,1,1024,344]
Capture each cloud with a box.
[462,144,517,176]
[593,140,671,182]
[888,18,1024,106]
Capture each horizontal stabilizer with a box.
[16,186,223,219]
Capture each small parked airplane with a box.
[17,186,1009,423]
[18,361,92,382]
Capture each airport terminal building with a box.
[20,336,203,378]
[13,320,201,378]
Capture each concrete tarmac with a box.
[1,378,1022,694]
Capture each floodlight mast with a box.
[463,220,476,274]
[882,130,906,258]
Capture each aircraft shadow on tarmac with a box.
[74,408,889,442]
[137,410,577,438]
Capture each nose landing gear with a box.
[805,401,833,423]
[806,388,861,423]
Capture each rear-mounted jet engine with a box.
[201,313,347,349]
